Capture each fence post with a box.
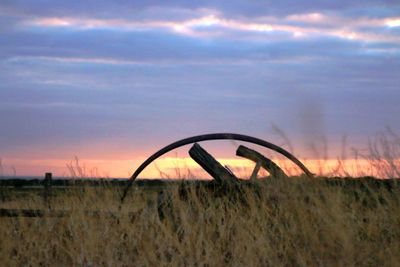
[44,172,52,208]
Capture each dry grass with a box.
[0,177,399,266]
[1,129,399,266]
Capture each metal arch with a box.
[120,133,313,203]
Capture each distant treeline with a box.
[0,177,398,192]
[0,178,165,188]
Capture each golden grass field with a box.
[0,130,399,266]
[0,176,399,266]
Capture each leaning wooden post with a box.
[44,172,52,208]
[189,143,238,184]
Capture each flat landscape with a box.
[1,0,400,266]
[1,176,399,266]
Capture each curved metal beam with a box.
[120,133,313,203]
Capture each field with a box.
[0,131,399,266]
[0,177,399,266]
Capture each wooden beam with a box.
[249,161,261,181]
[0,208,67,218]
[0,208,135,218]
[236,145,288,178]
[43,172,52,207]
[189,143,238,184]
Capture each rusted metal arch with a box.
[120,133,313,203]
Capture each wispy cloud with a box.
[23,12,400,44]
[385,18,400,27]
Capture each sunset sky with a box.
[0,1,399,178]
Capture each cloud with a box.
[2,0,399,18]
[385,18,400,27]
[20,13,400,44]
[0,1,400,176]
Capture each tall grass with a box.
[1,177,399,265]
[0,130,399,265]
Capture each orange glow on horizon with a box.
[1,156,398,179]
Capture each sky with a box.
[0,1,399,178]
